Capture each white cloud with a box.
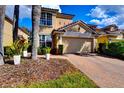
[90,17,117,25]
[19,5,32,19]
[101,17,117,25]
[90,19,101,24]
[42,5,61,13]
[6,5,32,20]
[88,5,124,29]
[88,7,108,18]
[5,5,14,19]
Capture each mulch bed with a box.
[0,57,78,88]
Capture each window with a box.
[40,12,52,26]
[39,35,52,47]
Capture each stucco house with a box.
[96,24,124,44]
[39,7,99,54]
[38,7,74,48]
[3,16,29,47]
[52,20,98,54]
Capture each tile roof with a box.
[56,13,75,19]
[56,20,98,35]
[41,7,59,13]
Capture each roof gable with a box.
[56,20,98,34]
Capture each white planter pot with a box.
[0,53,4,65]
[0,57,4,65]
[23,50,28,57]
[14,55,21,65]
[46,54,50,60]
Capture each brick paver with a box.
[66,54,124,88]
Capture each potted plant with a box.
[23,41,29,57]
[10,40,23,65]
[45,47,51,60]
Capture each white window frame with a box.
[40,12,52,26]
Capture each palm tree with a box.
[13,5,19,42]
[0,5,6,65]
[31,5,41,60]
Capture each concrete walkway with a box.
[65,54,124,88]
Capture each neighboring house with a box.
[96,24,124,44]
[3,16,29,47]
[52,20,98,54]
[38,7,74,47]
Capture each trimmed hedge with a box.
[38,47,46,55]
[4,46,13,57]
[102,41,124,59]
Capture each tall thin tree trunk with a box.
[31,5,41,60]
[0,5,6,65]
[13,5,19,42]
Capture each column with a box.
[59,34,62,45]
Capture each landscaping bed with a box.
[0,58,98,88]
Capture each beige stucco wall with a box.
[18,29,29,40]
[116,34,123,39]
[55,18,72,29]
[3,20,13,46]
[60,36,93,53]
[65,24,86,33]
[3,20,29,47]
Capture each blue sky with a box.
[5,5,124,31]
[60,5,96,22]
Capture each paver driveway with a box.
[65,54,124,88]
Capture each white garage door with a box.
[62,37,93,54]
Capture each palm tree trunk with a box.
[31,5,41,60]
[0,5,6,65]
[13,5,19,42]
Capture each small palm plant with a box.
[44,47,51,60]
[10,39,24,65]
[10,39,24,55]
[22,41,30,57]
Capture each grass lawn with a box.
[19,72,98,88]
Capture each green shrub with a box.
[10,39,25,55]
[102,41,124,58]
[22,41,30,51]
[38,47,42,55]
[4,46,13,57]
[44,47,51,54]
[38,47,51,55]
[108,42,124,57]
[4,39,30,57]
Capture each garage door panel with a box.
[62,37,92,53]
